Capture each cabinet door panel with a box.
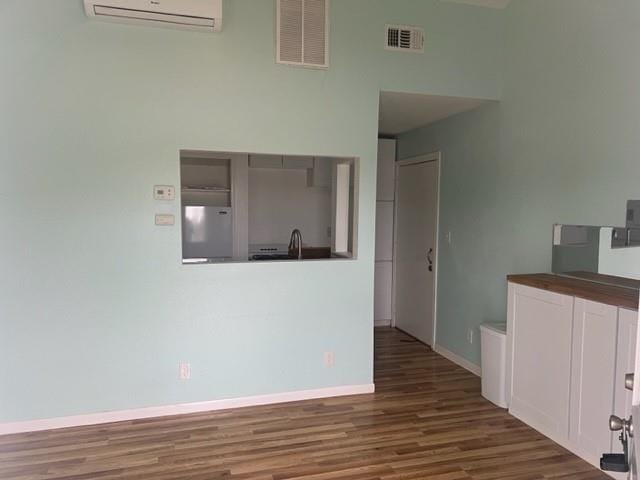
[507,284,574,442]
[377,139,395,201]
[374,261,392,323]
[612,308,638,453]
[375,202,394,261]
[569,298,617,463]
[307,157,332,188]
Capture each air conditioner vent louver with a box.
[84,0,222,32]
[93,5,215,29]
[385,24,424,53]
[277,0,329,69]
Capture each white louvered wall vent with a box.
[385,24,424,53]
[277,0,329,68]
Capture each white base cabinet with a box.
[507,282,638,477]
[613,308,637,452]
[569,298,618,465]
[506,283,573,443]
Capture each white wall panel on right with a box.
[377,139,396,201]
[374,261,393,323]
[375,202,394,261]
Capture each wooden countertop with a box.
[301,247,331,259]
[561,271,640,290]
[507,273,640,311]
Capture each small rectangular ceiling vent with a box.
[385,24,424,53]
[277,0,329,69]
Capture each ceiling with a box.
[441,0,512,8]
[378,91,490,136]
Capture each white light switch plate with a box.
[155,214,175,226]
[154,185,175,201]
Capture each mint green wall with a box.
[398,0,640,366]
[398,103,504,365]
[0,1,503,423]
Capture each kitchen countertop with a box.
[507,273,640,311]
[182,251,350,264]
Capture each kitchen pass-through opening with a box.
[180,150,358,264]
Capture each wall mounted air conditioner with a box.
[83,0,222,32]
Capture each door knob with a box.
[610,415,625,431]
[625,373,634,391]
[610,415,634,437]
[427,248,433,272]
[602,415,633,473]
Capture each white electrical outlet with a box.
[324,351,335,368]
[179,362,191,380]
[467,329,473,344]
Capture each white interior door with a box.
[394,155,439,345]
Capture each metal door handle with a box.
[427,248,433,272]
[603,415,633,473]
[610,415,634,438]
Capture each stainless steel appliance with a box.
[182,206,232,260]
[248,244,291,261]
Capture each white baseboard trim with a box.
[433,344,481,377]
[0,383,375,436]
[374,319,391,327]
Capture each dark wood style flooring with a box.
[0,328,609,479]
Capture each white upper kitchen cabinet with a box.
[307,157,332,188]
[376,139,396,201]
[283,156,314,170]
[249,154,283,169]
[569,298,618,464]
[507,283,574,443]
